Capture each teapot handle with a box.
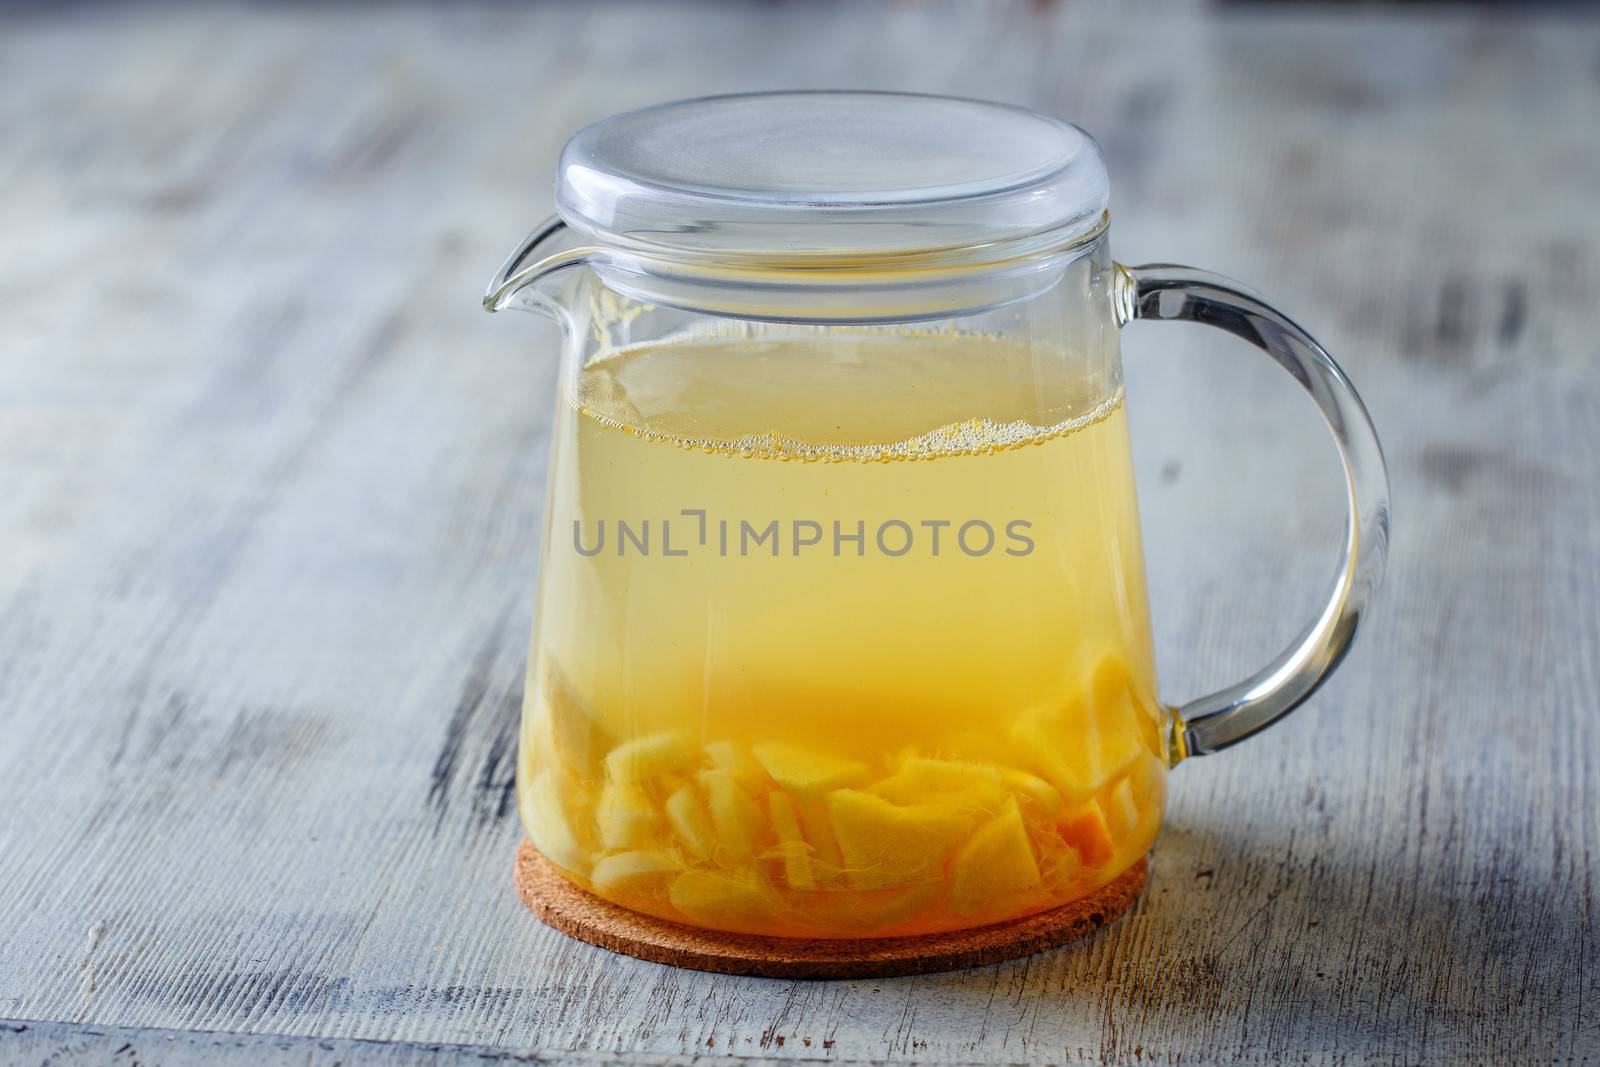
[1117,263,1391,758]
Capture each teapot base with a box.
[513,839,1148,979]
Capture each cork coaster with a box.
[514,840,1147,979]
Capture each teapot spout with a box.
[483,216,595,315]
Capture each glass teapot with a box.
[485,92,1388,939]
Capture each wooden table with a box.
[1,3,1594,1064]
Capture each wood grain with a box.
[0,2,1595,1065]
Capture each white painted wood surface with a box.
[0,3,1595,1064]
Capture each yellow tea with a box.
[517,332,1167,937]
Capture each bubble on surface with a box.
[577,385,1124,464]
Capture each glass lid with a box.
[555,91,1109,264]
